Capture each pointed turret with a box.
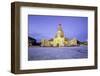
[58,24,63,31]
[56,24,64,37]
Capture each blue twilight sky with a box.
[28,15,88,42]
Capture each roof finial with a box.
[58,24,62,31]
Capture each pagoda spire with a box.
[55,24,64,37]
[58,24,63,31]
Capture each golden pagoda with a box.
[41,24,78,47]
[53,24,67,47]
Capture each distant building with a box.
[41,24,79,47]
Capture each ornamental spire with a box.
[58,24,63,31]
[56,24,64,37]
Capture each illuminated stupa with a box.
[53,24,67,47]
